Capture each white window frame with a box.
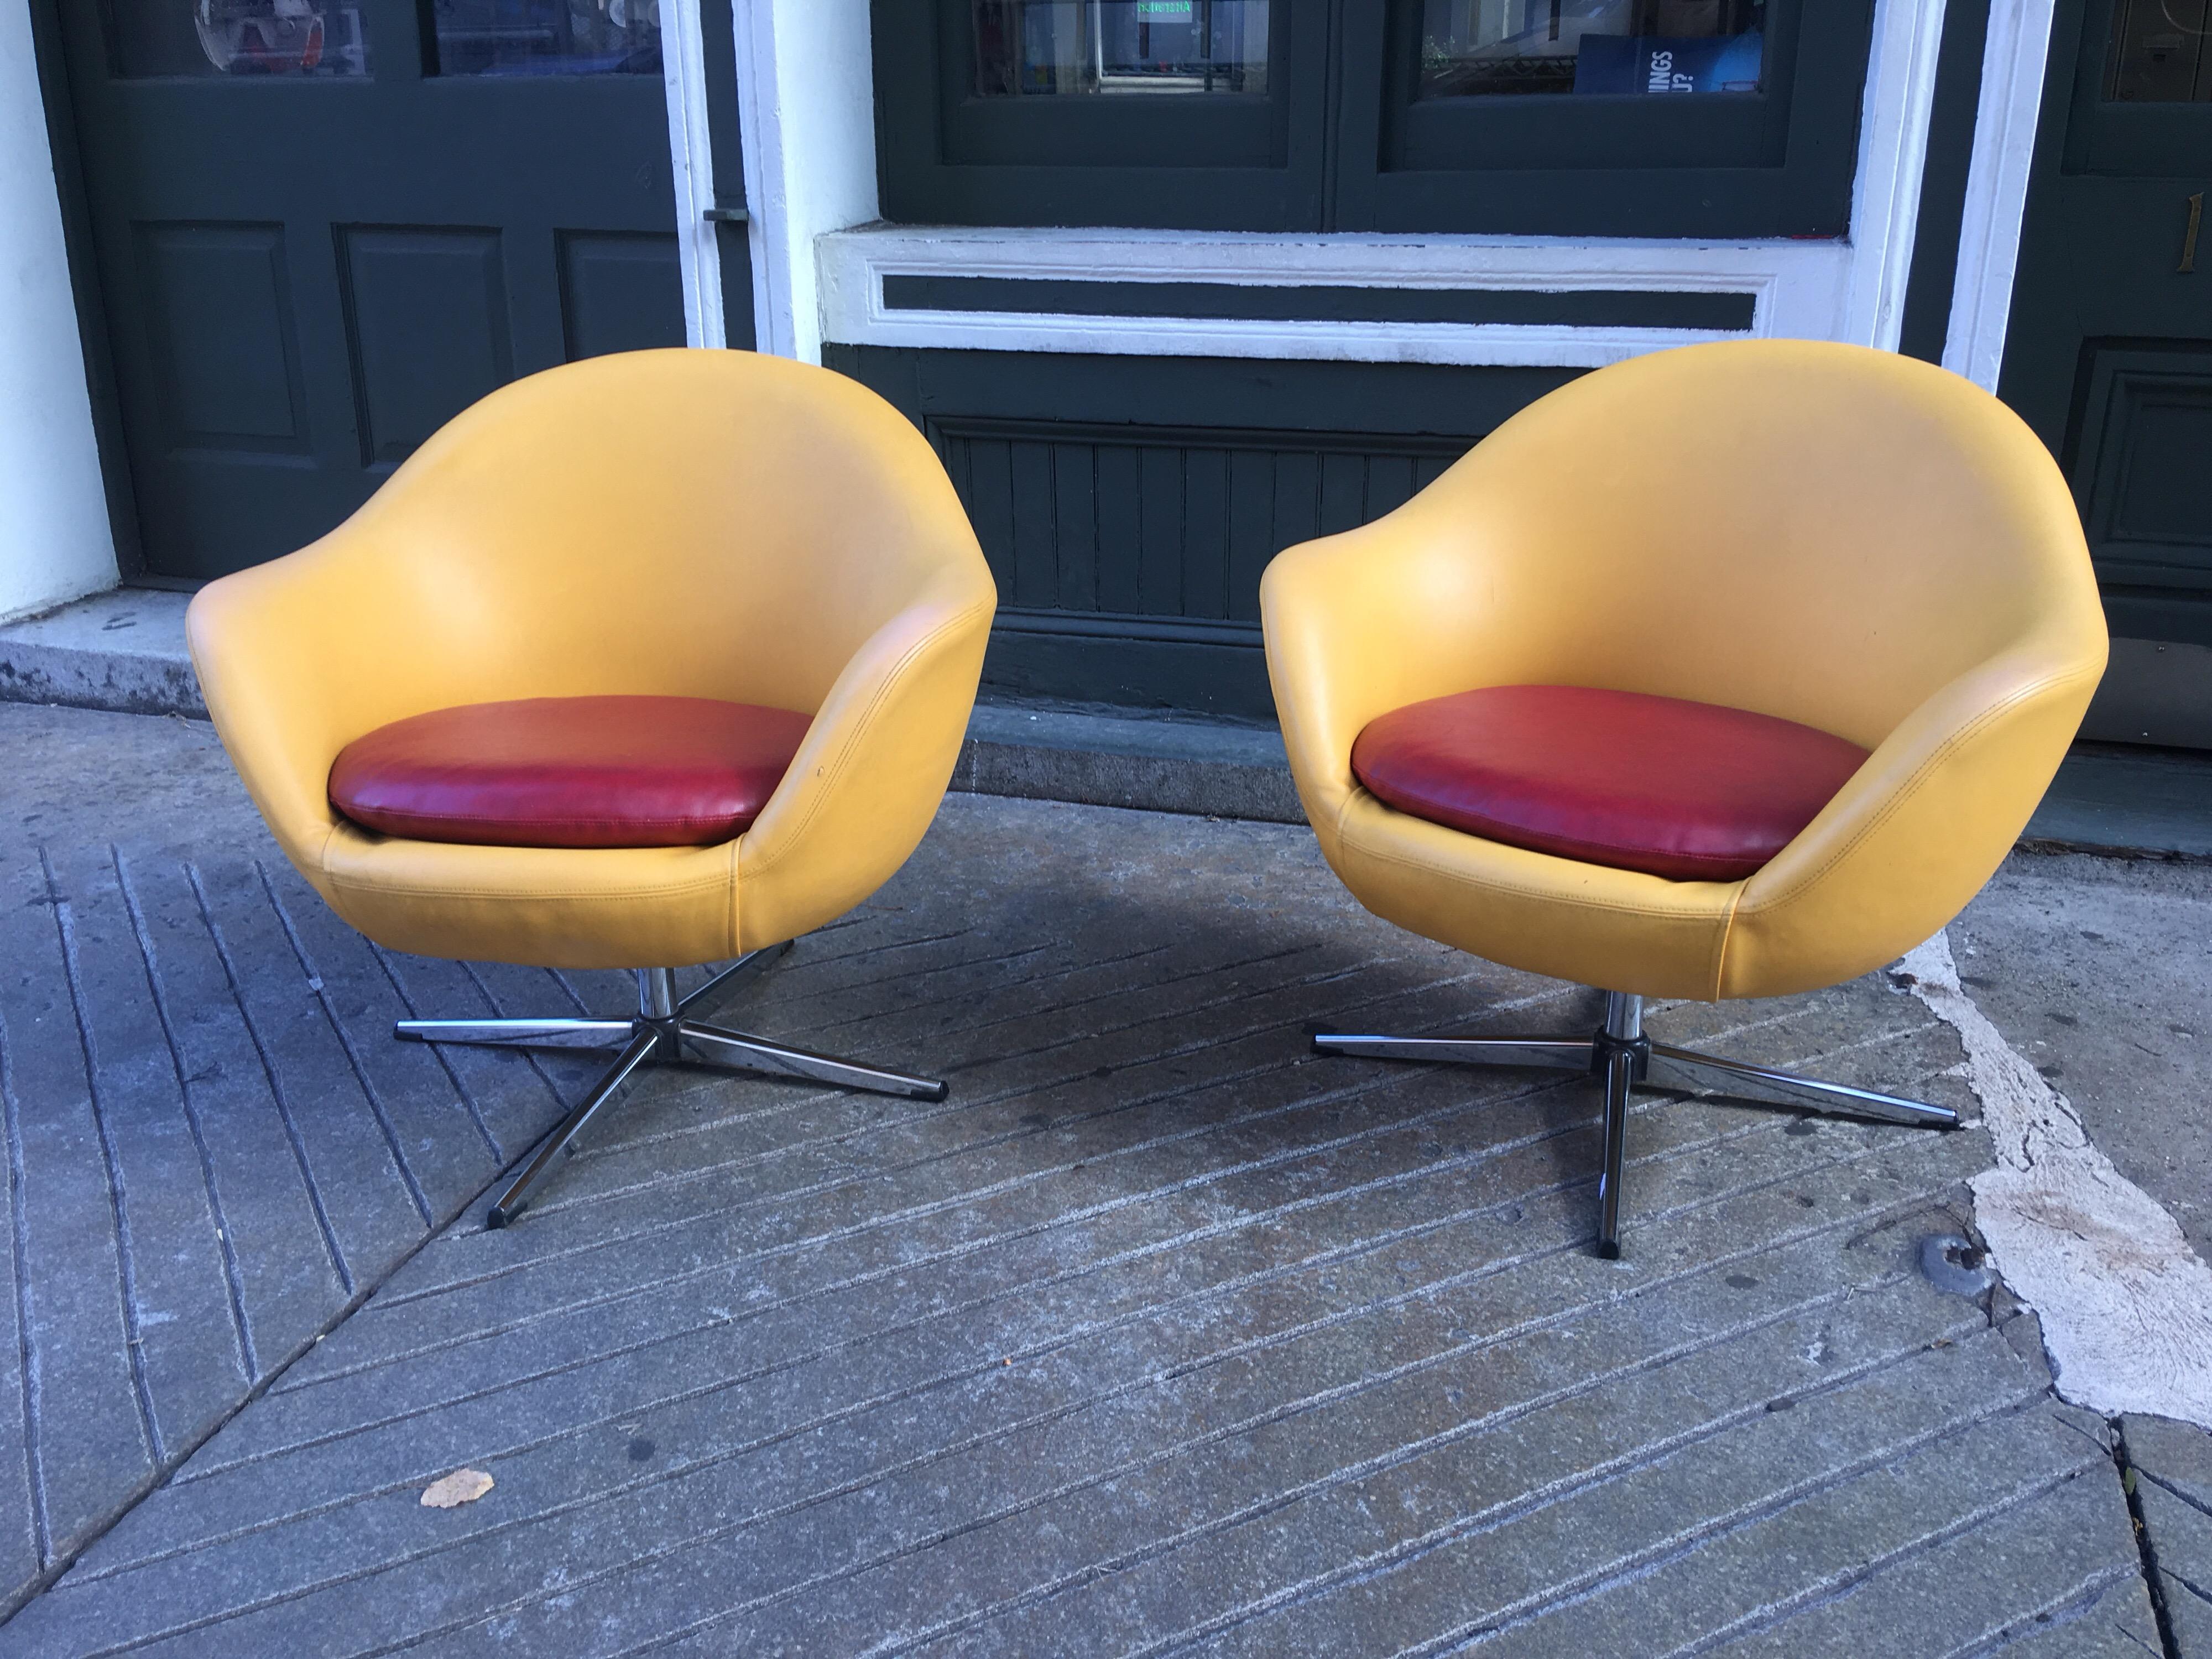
[670,0,2057,388]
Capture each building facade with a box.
[11,0,2211,741]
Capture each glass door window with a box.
[1417,0,1764,98]
[426,0,662,75]
[2105,0,2212,101]
[876,0,1319,229]
[875,0,1869,236]
[114,0,372,77]
[974,0,1271,96]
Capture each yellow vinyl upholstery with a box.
[187,348,997,970]
[1261,340,2108,1003]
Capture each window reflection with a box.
[2105,0,2212,102]
[114,0,370,77]
[1418,0,1763,97]
[429,0,661,76]
[973,1,1270,97]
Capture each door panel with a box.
[56,0,690,577]
[135,222,311,452]
[556,232,686,360]
[2002,0,2212,660]
[338,227,513,466]
[2072,344,2212,599]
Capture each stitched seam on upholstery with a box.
[1385,813,1783,877]
[338,811,759,832]
[1736,665,2096,919]
[323,873,733,902]
[1339,818,1720,921]
[1709,882,1746,1000]
[726,836,740,957]
[740,599,994,883]
[1329,781,1358,846]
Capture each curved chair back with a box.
[1262,341,2108,1000]
[1329,340,2100,752]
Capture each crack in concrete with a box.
[1894,931,2212,1429]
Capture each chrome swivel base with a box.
[395,944,946,1227]
[1316,991,1958,1259]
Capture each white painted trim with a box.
[811,0,1951,367]
[731,0,879,362]
[731,0,787,357]
[1839,0,1949,350]
[0,0,118,619]
[659,0,724,347]
[820,227,1842,369]
[1943,0,2059,392]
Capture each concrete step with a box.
[6,586,2207,857]
[0,586,204,717]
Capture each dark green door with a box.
[54,0,692,578]
[2004,0,2212,648]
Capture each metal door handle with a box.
[2184,192,2203,274]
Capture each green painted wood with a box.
[692,0,758,347]
[1898,1,1993,365]
[881,275,1759,329]
[2001,0,2212,646]
[827,346,1578,713]
[50,0,696,578]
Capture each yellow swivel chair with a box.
[1261,340,2107,1258]
[187,349,997,1224]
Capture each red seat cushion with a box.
[1350,685,1870,883]
[328,696,812,849]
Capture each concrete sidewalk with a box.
[1,702,2206,1655]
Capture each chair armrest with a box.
[186,520,451,882]
[735,578,995,950]
[1261,500,1535,848]
[1724,644,2105,998]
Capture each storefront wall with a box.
[30,0,2203,735]
[715,0,2061,717]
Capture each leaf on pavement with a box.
[420,1468,494,1509]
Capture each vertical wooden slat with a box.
[1093,445,1143,614]
[958,437,1019,603]
[1180,446,1232,622]
[1270,448,1323,568]
[1317,451,1368,537]
[1136,444,1186,617]
[1225,448,1278,624]
[1051,442,1098,612]
[1364,453,1418,521]
[1007,441,1057,611]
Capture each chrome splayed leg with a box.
[393,1018,634,1051]
[395,945,947,1225]
[486,1030,660,1228]
[677,1023,946,1100]
[1642,1044,1958,1128]
[1312,1034,1594,1070]
[678,939,793,1015]
[1312,988,1957,1259]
